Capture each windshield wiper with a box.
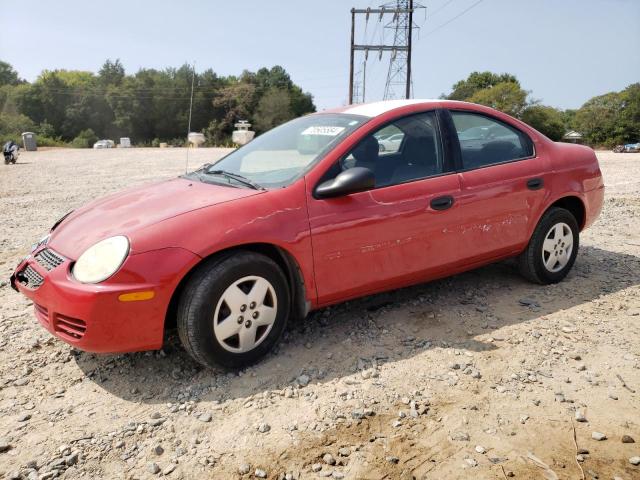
[206,169,264,190]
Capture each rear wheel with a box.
[177,251,290,369]
[518,207,579,284]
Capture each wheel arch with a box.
[164,243,309,332]
[546,195,586,230]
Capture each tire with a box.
[177,251,290,369]
[517,207,579,285]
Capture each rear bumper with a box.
[11,247,200,353]
[583,184,605,230]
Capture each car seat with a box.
[390,135,438,184]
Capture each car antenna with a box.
[185,61,196,174]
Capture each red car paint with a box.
[11,100,604,353]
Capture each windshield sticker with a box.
[301,126,345,136]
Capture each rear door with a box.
[445,110,550,261]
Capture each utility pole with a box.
[406,0,413,99]
[349,8,356,105]
[348,2,423,104]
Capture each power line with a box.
[429,0,455,18]
[423,0,484,38]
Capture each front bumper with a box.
[11,246,200,353]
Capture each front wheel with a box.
[177,251,290,369]
[518,207,579,284]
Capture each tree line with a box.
[0,59,315,147]
[442,71,639,147]
[1,59,638,148]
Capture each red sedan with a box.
[11,100,604,368]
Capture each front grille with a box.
[35,248,65,271]
[54,314,87,340]
[17,265,44,289]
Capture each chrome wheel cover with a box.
[213,275,277,353]
[541,222,573,273]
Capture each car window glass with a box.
[334,111,443,188]
[451,111,533,169]
[190,114,366,189]
[374,126,404,155]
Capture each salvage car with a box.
[10,100,605,368]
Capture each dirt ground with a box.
[0,148,638,480]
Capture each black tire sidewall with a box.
[530,208,579,283]
[179,253,289,369]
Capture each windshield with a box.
[188,113,366,189]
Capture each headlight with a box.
[72,236,130,284]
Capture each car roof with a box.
[324,99,440,118]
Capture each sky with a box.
[1,0,639,111]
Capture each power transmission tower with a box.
[383,0,418,100]
[349,2,424,104]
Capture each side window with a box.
[374,126,404,155]
[451,111,534,169]
[338,112,444,188]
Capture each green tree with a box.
[98,59,125,86]
[6,61,315,144]
[71,128,98,148]
[253,88,294,133]
[521,105,565,141]
[0,113,35,143]
[446,71,519,101]
[468,81,528,118]
[574,91,624,146]
[210,82,257,138]
[0,60,21,86]
[561,109,577,132]
[619,83,640,142]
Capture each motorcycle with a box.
[3,141,19,165]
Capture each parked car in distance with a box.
[613,142,640,153]
[93,139,115,149]
[11,99,604,369]
[377,132,404,153]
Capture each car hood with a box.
[48,177,263,258]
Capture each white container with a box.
[232,121,255,146]
[188,132,205,148]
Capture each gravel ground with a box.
[0,148,638,480]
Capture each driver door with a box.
[306,111,463,306]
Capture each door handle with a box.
[430,195,454,211]
[527,178,544,190]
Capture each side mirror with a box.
[314,167,375,199]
